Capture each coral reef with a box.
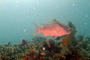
[0,36,90,60]
[22,39,27,46]
[0,20,90,60]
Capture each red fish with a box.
[34,22,71,38]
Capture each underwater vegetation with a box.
[0,19,90,60]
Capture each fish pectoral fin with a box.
[53,36,57,39]
[41,34,45,37]
[34,33,39,36]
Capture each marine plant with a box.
[0,20,90,60]
[60,21,76,47]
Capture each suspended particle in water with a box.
[85,22,87,25]
[16,5,19,8]
[36,1,39,4]
[87,34,90,36]
[49,0,52,4]
[85,14,88,17]
[24,29,27,32]
[16,1,19,3]
[73,3,75,6]
[88,2,90,7]
[32,7,36,10]
[62,3,65,5]
[82,1,85,3]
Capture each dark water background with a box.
[0,0,90,45]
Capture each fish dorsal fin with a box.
[42,24,46,26]
[51,19,61,25]
[42,24,47,28]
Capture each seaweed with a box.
[0,20,90,60]
[60,21,76,47]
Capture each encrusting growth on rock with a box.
[60,21,76,47]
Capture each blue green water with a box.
[0,0,90,45]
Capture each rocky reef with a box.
[0,20,90,60]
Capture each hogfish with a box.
[34,22,71,38]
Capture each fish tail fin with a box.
[33,23,40,36]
